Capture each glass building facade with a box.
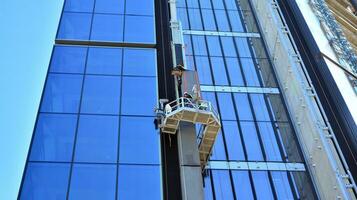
[19,0,316,199]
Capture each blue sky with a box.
[0,1,63,199]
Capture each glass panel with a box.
[212,170,234,200]
[95,0,125,14]
[271,172,294,200]
[225,57,244,86]
[81,75,121,115]
[232,171,254,200]
[233,93,253,121]
[200,0,212,9]
[91,14,124,42]
[195,56,213,85]
[64,0,94,12]
[252,171,274,200]
[124,15,155,44]
[250,94,270,121]
[74,115,119,163]
[188,8,203,30]
[224,0,238,10]
[258,122,282,161]
[217,93,236,120]
[235,37,252,58]
[240,58,260,87]
[215,10,230,32]
[123,48,156,76]
[212,0,225,9]
[20,163,70,200]
[58,12,92,40]
[210,57,228,86]
[203,172,214,200]
[118,165,161,200]
[178,8,189,30]
[41,74,83,113]
[201,9,216,31]
[119,116,159,164]
[29,114,77,162]
[221,37,236,57]
[69,164,116,200]
[228,11,244,32]
[50,46,87,74]
[192,35,208,56]
[86,47,122,75]
[206,36,222,56]
[186,0,199,8]
[222,121,245,160]
[240,121,263,161]
[121,76,157,116]
[210,131,227,160]
[125,0,154,16]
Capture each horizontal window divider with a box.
[182,30,260,38]
[206,161,306,171]
[200,85,280,94]
[55,39,156,49]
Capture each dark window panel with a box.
[240,121,264,161]
[215,10,230,32]
[212,170,234,200]
[195,56,213,85]
[210,57,228,86]
[123,48,156,76]
[232,171,254,200]
[217,93,236,120]
[228,10,244,32]
[250,94,270,121]
[81,75,121,115]
[178,8,189,30]
[117,165,161,199]
[64,0,95,13]
[74,115,119,163]
[271,172,294,200]
[201,9,217,31]
[29,114,77,162]
[233,93,253,121]
[121,76,157,116]
[240,58,261,87]
[41,73,83,113]
[186,0,199,8]
[225,57,244,86]
[206,36,222,56]
[251,171,275,200]
[69,164,116,200]
[222,121,245,160]
[91,14,124,42]
[192,35,208,56]
[258,122,282,161]
[124,15,155,44]
[119,116,160,164]
[20,163,70,200]
[125,0,154,16]
[221,37,237,57]
[58,12,92,40]
[188,9,203,30]
[86,47,122,75]
[199,0,212,9]
[95,0,125,14]
[50,46,87,74]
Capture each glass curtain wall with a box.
[19,0,161,199]
[176,0,315,199]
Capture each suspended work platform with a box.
[159,97,221,169]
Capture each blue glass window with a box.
[21,163,70,200]
[225,57,244,86]
[118,165,161,199]
[176,0,186,8]
[64,0,94,13]
[228,11,244,32]
[250,94,270,121]
[210,57,228,85]
[178,8,189,30]
[200,0,212,9]
[188,9,203,30]
[217,93,236,120]
[30,114,77,162]
[235,37,252,57]
[212,0,225,9]
[240,121,263,161]
[195,56,213,85]
[121,76,157,116]
[124,16,155,44]
[126,0,154,16]
[203,173,214,200]
[192,35,208,56]
[69,164,116,200]
[74,115,119,163]
[252,171,274,200]
[240,58,261,86]
[50,46,87,74]
[41,74,83,113]
[95,0,124,14]
[86,47,122,75]
[184,35,193,55]
[233,93,253,120]
[123,48,156,76]
[119,116,159,164]
[215,10,230,32]
[221,37,236,57]
[222,121,245,160]
[58,12,92,40]
[212,170,234,200]
[224,0,238,10]
[232,171,254,200]
[206,36,222,56]
[258,122,282,161]
[81,75,121,115]
[91,14,124,42]
[201,9,216,31]
[271,172,294,200]
[210,132,227,160]
[186,0,199,8]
